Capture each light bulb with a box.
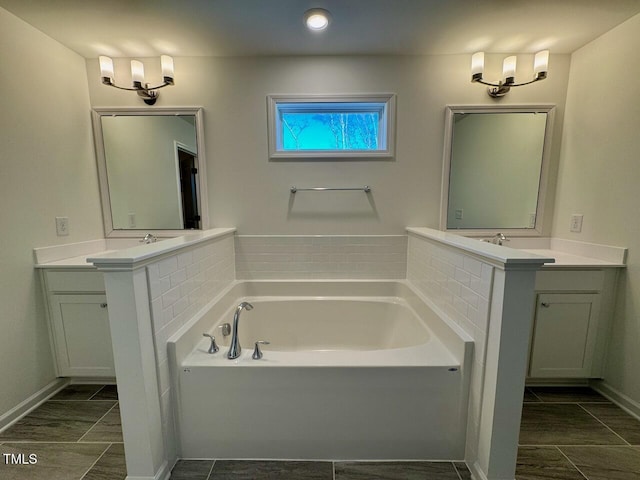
[99,56,114,84]
[502,56,517,84]
[304,8,331,31]
[161,55,174,84]
[471,52,484,81]
[534,50,549,80]
[130,60,145,87]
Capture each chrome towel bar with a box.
[290,186,371,193]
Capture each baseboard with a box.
[591,379,640,421]
[125,459,171,480]
[69,376,116,385]
[468,461,489,480]
[0,378,69,432]
[525,377,589,386]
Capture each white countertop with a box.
[406,227,555,267]
[34,250,118,269]
[34,228,236,269]
[407,227,627,269]
[88,228,236,269]
[521,249,625,268]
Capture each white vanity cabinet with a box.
[528,268,618,379]
[41,269,115,377]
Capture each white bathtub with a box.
[169,280,472,460]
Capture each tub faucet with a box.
[227,302,254,360]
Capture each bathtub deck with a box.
[182,339,461,367]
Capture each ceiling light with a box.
[304,8,331,31]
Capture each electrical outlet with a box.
[128,212,136,228]
[455,209,463,220]
[55,216,69,236]
[570,214,583,233]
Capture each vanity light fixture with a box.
[99,55,174,105]
[304,8,331,31]
[471,50,549,98]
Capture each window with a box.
[267,94,396,159]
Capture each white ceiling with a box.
[2,0,640,58]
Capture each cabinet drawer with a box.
[45,270,105,293]
[535,270,604,292]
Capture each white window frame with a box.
[267,94,396,159]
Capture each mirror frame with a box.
[440,104,555,237]
[92,107,210,237]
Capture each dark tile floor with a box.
[517,386,640,480]
[0,384,125,480]
[2,385,640,479]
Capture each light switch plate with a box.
[570,214,583,233]
[55,216,69,236]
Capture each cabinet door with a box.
[49,294,115,377]
[529,293,600,378]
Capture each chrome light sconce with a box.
[99,55,174,105]
[471,50,549,98]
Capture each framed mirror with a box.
[440,105,555,236]
[92,107,209,237]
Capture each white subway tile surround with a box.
[146,235,235,463]
[235,235,407,279]
[406,233,493,470]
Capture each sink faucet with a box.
[140,233,157,244]
[480,233,509,245]
[492,233,508,245]
[227,302,254,359]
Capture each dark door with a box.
[177,148,200,229]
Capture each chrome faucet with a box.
[227,302,254,359]
[140,233,157,244]
[491,233,508,245]
[480,232,509,245]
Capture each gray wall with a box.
[86,54,570,235]
[0,7,104,417]
[553,12,640,407]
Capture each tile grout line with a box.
[577,404,632,446]
[87,385,116,401]
[205,459,216,480]
[554,446,590,480]
[526,388,543,402]
[79,441,112,480]
[87,386,104,401]
[47,399,117,402]
[77,402,119,443]
[453,461,463,480]
[332,460,335,480]
[0,440,121,444]
[520,443,630,447]
[524,401,612,405]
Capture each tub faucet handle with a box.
[219,323,231,337]
[252,340,270,360]
[202,333,219,354]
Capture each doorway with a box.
[175,144,200,229]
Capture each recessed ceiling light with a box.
[304,8,331,31]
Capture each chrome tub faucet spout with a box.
[227,302,253,359]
